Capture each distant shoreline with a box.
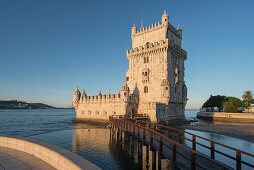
[0,108,74,110]
[0,100,73,110]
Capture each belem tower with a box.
[72,11,188,123]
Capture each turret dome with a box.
[73,85,81,95]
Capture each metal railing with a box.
[109,116,234,170]
[133,119,254,170]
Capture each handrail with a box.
[133,118,254,169]
[109,116,232,170]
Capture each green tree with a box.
[242,91,253,112]
[202,95,227,111]
[223,101,238,113]
[227,96,245,108]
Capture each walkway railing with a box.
[135,119,254,170]
[109,115,254,170]
[110,116,230,170]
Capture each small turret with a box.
[121,81,130,101]
[162,10,169,26]
[72,85,80,109]
[131,23,137,36]
[177,25,182,45]
[80,88,86,100]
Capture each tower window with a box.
[165,87,168,90]
[126,77,129,81]
[144,86,148,93]
[144,57,149,63]
[124,92,127,96]
[146,42,150,48]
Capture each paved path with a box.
[0,146,56,170]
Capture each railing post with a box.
[169,128,172,139]
[191,152,196,170]
[211,141,215,159]
[143,128,146,141]
[133,123,135,135]
[159,135,163,152]
[179,131,183,144]
[138,125,140,138]
[192,135,196,150]
[173,142,176,162]
[150,130,153,145]
[236,151,241,170]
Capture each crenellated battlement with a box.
[133,21,164,36]
[80,93,122,103]
[126,39,187,57]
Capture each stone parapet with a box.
[81,94,121,103]
[126,39,187,58]
[0,135,101,170]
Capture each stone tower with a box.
[125,11,188,122]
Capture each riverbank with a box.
[174,123,254,143]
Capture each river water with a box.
[0,109,253,169]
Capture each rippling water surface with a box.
[1,109,254,169]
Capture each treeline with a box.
[202,91,253,113]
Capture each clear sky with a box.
[0,0,253,108]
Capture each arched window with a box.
[144,56,149,63]
[124,92,127,96]
[146,42,150,48]
[144,86,148,93]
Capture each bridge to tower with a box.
[109,115,254,170]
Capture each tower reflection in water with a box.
[72,125,173,170]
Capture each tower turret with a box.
[177,25,182,45]
[120,81,130,101]
[80,88,86,100]
[162,10,169,26]
[72,85,80,109]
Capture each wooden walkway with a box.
[109,115,254,170]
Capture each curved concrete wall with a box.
[0,135,101,170]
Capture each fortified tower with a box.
[72,11,187,123]
[125,11,188,122]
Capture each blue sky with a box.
[0,0,253,108]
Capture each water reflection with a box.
[72,126,173,170]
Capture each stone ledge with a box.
[0,135,101,170]
[73,118,110,126]
[197,112,254,122]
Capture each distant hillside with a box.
[0,100,56,109]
